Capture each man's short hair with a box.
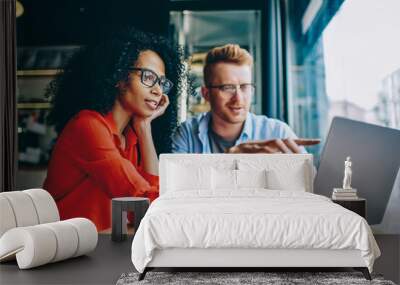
[203,44,253,86]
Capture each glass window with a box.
[286,0,400,160]
[16,46,80,189]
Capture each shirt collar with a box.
[198,112,212,136]
[199,112,252,141]
[239,112,253,141]
[103,112,137,145]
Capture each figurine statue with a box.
[342,156,352,189]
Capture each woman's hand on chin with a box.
[149,94,169,121]
[132,117,151,135]
[133,94,169,133]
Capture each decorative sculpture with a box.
[343,156,352,190]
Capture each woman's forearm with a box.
[135,122,159,176]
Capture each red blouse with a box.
[43,110,159,231]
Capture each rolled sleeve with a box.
[138,168,159,187]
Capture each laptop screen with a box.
[314,117,400,225]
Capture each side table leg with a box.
[134,202,149,234]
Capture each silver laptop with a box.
[314,117,400,224]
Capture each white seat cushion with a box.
[42,221,79,262]
[0,189,97,269]
[0,218,97,269]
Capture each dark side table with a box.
[332,197,366,218]
[112,197,150,242]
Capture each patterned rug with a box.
[116,271,396,285]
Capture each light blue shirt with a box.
[172,112,303,153]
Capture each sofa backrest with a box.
[0,189,60,238]
[159,154,314,195]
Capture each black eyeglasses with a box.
[131,67,174,95]
[207,83,255,96]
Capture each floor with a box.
[373,234,400,284]
[0,234,134,285]
[0,234,398,285]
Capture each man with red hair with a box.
[172,44,318,154]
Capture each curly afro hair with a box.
[46,27,186,155]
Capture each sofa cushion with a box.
[0,218,97,269]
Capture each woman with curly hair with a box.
[43,28,185,231]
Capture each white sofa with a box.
[0,189,98,269]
